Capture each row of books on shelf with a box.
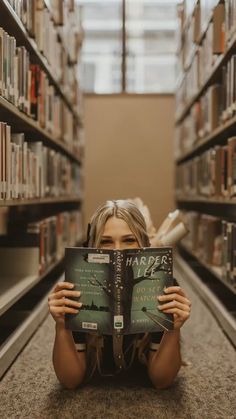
[180,0,220,37]
[176,4,236,119]
[182,210,236,289]
[0,209,83,277]
[225,0,236,44]
[57,1,83,64]
[176,53,236,156]
[38,0,76,27]
[0,25,81,135]
[0,123,81,200]
[6,0,83,74]
[176,136,236,199]
[179,2,224,73]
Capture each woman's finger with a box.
[49,298,82,308]
[50,306,80,315]
[160,307,190,320]
[158,293,191,306]
[54,282,74,292]
[164,286,187,298]
[48,290,81,301]
[158,300,190,313]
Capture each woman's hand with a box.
[157,286,191,330]
[48,281,82,327]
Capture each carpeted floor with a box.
[0,267,236,419]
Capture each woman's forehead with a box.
[103,216,133,236]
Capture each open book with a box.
[65,246,174,335]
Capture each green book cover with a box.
[65,246,174,334]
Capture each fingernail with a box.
[78,302,83,307]
[157,305,162,309]
[157,295,163,300]
[69,284,74,288]
[76,291,81,296]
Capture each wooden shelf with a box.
[175,253,236,347]
[0,234,84,318]
[0,276,60,378]
[0,0,81,124]
[195,1,222,47]
[0,196,81,207]
[176,196,236,206]
[0,258,64,316]
[0,0,84,381]
[176,114,236,164]
[175,31,236,125]
[0,96,81,164]
[0,234,84,379]
[174,0,236,350]
[179,243,236,294]
[176,197,236,220]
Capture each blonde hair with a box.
[88,199,150,248]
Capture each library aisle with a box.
[0,269,235,419]
[1,1,236,418]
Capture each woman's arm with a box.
[53,324,86,389]
[147,329,181,389]
[48,281,87,389]
[147,285,191,389]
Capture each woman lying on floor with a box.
[48,200,191,389]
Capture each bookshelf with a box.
[175,32,236,124]
[0,0,84,378]
[175,0,236,346]
[0,196,81,207]
[179,242,236,294]
[175,254,236,347]
[0,272,64,378]
[0,96,81,163]
[176,113,236,163]
[0,0,81,121]
[0,259,65,317]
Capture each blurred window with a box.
[77,0,178,93]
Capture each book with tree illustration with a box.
[65,246,174,334]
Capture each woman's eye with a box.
[124,238,137,243]
[100,240,112,245]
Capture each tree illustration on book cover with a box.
[65,247,174,335]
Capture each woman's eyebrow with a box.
[101,235,112,238]
[122,234,136,238]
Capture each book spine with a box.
[113,249,124,334]
[226,222,233,282]
[232,224,236,286]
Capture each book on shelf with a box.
[212,3,225,54]
[0,207,8,235]
[0,25,81,145]
[225,0,236,43]
[0,123,81,200]
[221,220,236,287]
[3,0,83,87]
[65,246,174,335]
[182,211,236,289]
[0,210,83,278]
[176,2,227,122]
[176,136,236,200]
